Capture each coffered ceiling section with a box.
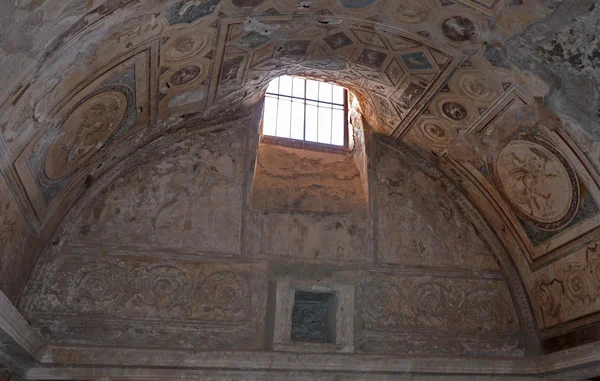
[151,0,557,138]
[205,16,461,136]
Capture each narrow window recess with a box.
[262,76,349,151]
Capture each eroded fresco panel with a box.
[64,124,247,255]
[21,253,267,350]
[375,142,500,270]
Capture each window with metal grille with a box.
[262,76,348,150]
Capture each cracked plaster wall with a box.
[4,0,600,359]
[18,113,528,357]
[251,144,366,214]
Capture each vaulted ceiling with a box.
[2,0,600,377]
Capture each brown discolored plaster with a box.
[5,0,600,377]
[18,111,530,358]
[506,0,600,138]
[251,143,366,214]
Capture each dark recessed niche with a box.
[291,291,336,344]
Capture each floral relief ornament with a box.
[193,270,252,321]
[534,244,600,325]
[395,0,430,23]
[136,265,191,313]
[360,278,513,331]
[361,280,407,329]
[70,261,129,312]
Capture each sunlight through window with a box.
[262,76,348,148]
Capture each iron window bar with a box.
[262,76,349,151]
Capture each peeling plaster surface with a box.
[506,0,600,138]
[20,116,526,358]
[2,0,600,376]
[251,144,366,214]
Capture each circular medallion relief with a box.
[461,76,490,98]
[420,122,455,151]
[493,139,579,229]
[164,35,211,61]
[45,90,129,180]
[170,65,202,86]
[395,0,430,23]
[442,16,476,42]
[442,102,467,121]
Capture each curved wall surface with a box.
[1,0,600,366]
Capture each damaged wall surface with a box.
[20,111,531,357]
[3,0,600,379]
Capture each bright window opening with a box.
[262,76,348,149]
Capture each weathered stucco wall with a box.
[0,176,40,303]
[251,144,366,214]
[20,113,526,357]
[4,0,600,365]
[375,142,499,269]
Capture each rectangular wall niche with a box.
[291,291,335,344]
[269,282,354,353]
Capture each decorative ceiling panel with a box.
[12,40,159,225]
[447,101,600,276]
[208,16,462,136]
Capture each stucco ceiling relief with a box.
[12,40,159,227]
[454,0,512,18]
[159,17,217,119]
[494,125,599,267]
[205,16,461,137]
[446,116,600,335]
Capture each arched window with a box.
[262,76,349,150]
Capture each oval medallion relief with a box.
[170,65,202,86]
[442,102,467,121]
[493,139,579,229]
[442,16,476,42]
[164,34,211,61]
[421,122,455,150]
[45,90,129,180]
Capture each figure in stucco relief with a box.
[442,102,468,121]
[46,91,127,180]
[442,17,476,42]
[495,139,576,226]
[504,151,557,219]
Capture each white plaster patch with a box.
[168,90,206,108]
[244,17,280,35]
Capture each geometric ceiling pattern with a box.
[208,16,461,138]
